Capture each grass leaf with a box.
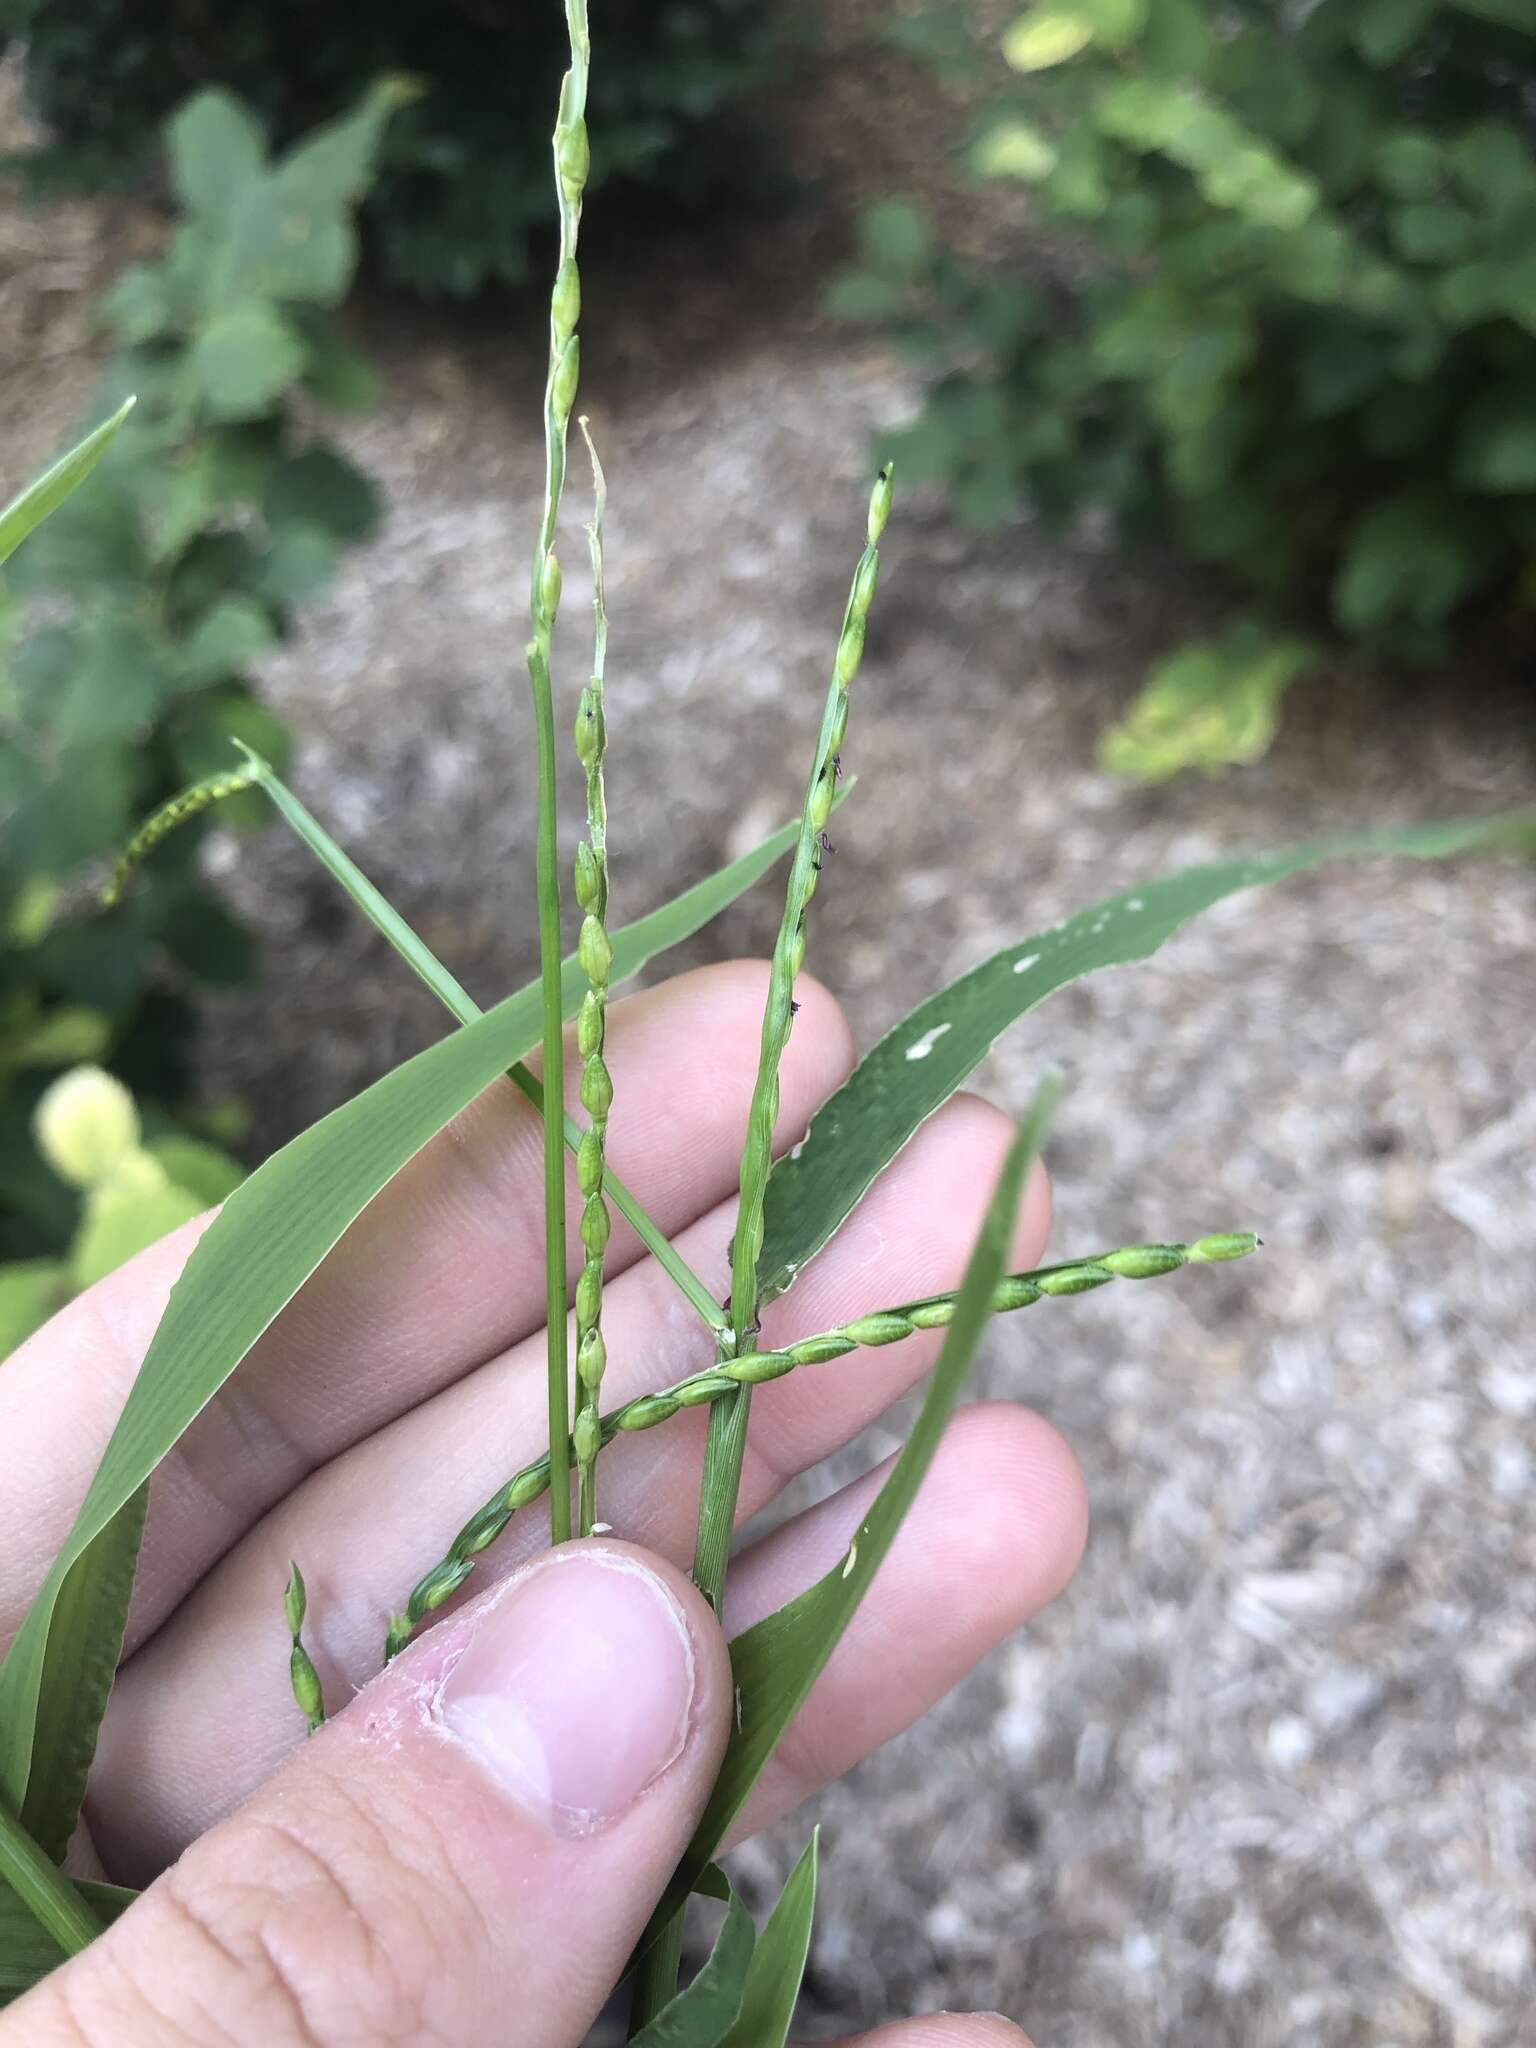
[719,1831,819,2048]
[757,809,1534,1302]
[0,1875,135,2007]
[647,1078,1057,1937]
[0,399,135,569]
[628,1867,756,2048]
[0,804,835,1830]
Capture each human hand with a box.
[0,963,1085,2046]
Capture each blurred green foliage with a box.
[835,0,1536,777]
[0,83,395,1264]
[1,0,787,297]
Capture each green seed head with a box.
[539,550,563,620]
[553,335,580,418]
[852,550,880,620]
[1102,1244,1187,1280]
[809,768,836,833]
[786,922,807,979]
[578,1326,608,1391]
[829,696,849,753]
[552,257,581,343]
[675,1372,738,1408]
[993,1276,1043,1312]
[576,988,604,1059]
[577,1128,603,1195]
[462,1507,512,1557]
[733,1350,798,1386]
[384,1616,414,1661]
[580,1055,614,1121]
[284,1562,307,1637]
[1190,1232,1260,1264]
[868,465,894,542]
[578,914,613,989]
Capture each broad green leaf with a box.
[70,1182,206,1292]
[190,307,307,421]
[167,91,267,224]
[0,1877,135,2007]
[651,1089,1054,1933]
[1448,0,1535,26]
[756,810,1535,1303]
[1455,386,1536,494]
[1099,621,1317,782]
[1004,10,1094,70]
[974,121,1059,183]
[630,1867,756,2048]
[0,400,135,570]
[718,1834,819,2048]
[264,449,381,544]
[0,800,841,1831]
[145,1136,245,1207]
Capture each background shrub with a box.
[1,0,788,297]
[835,0,1536,775]
[0,83,393,1272]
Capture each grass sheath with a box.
[380,1234,1255,1662]
[573,420,615,1536]
[526,0,593,1545]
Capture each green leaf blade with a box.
[629,1871,756,2048]
[719,1832,819,2048]
[757,809,1534,1303]
[0,400,136,570]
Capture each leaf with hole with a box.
[756,810,1534,1304]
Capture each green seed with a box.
[577,988,604,1058]
[539,550,563,619]
[553,336,580,417]
[842,1311,916,1347]
[577,1128,603,1195]
[1102,1244,1186,1280]
[578,913,613,988]
[907,1299,957,1330]
[506,1464,552,1510]
[868,465,894,542]
[573,1408,602,1466]
[581,1190,611,1257]
[290,1645,325,1729]
[1190,1232,1259,1263]
[578,1326,607,1391]
[417,1558,475,1613]
[552,256,581,342]
[786,1332,858,1365]
[557,117,590,198]
[575,689,605,770]
[580,1056,613,1120]
[576,1264,602,1330]
[852,551,880,618]
[574,841,602,912]
[462,1507,512,1556]
[835,615,867,688]
[1035,1264,1112,1296]
[284,1562,307,1638]
[618,1393,681,1431]
[675,1373,738,1407]
[384,1616,414,1662]
[993,1276,1043,1311]
[810,769,836,832]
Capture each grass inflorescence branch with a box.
[284,1563,326,1735]
[379,1233,1256,1663]
[689,466,895,1622]
[572,420,614,1536]
[525,0,593,1545]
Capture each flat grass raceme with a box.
[0,0,1532,2036]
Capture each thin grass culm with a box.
[526,0,593,1545]
[572,418,615,1536]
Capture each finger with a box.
[90,1098,1050,1877]
[720,1403,1087,1846]
[807,2019,1035,2048]
[9,1544,731,2048]
[0,963,854,1651]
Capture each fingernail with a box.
[436,1550,696,1833]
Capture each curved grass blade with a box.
[0,1796,101,1957]
[0,1876,134,2005]
[0,398,134,568]
[628,1865,756,2048]
[236,745,732,1335]
[0,804,839,1832]
[718,1831,818,2048]
[645,1077,1058,1943]
[756,809,1535,1303]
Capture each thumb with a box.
[12,1542,732,2048]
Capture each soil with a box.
[3,13,1536,2044]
